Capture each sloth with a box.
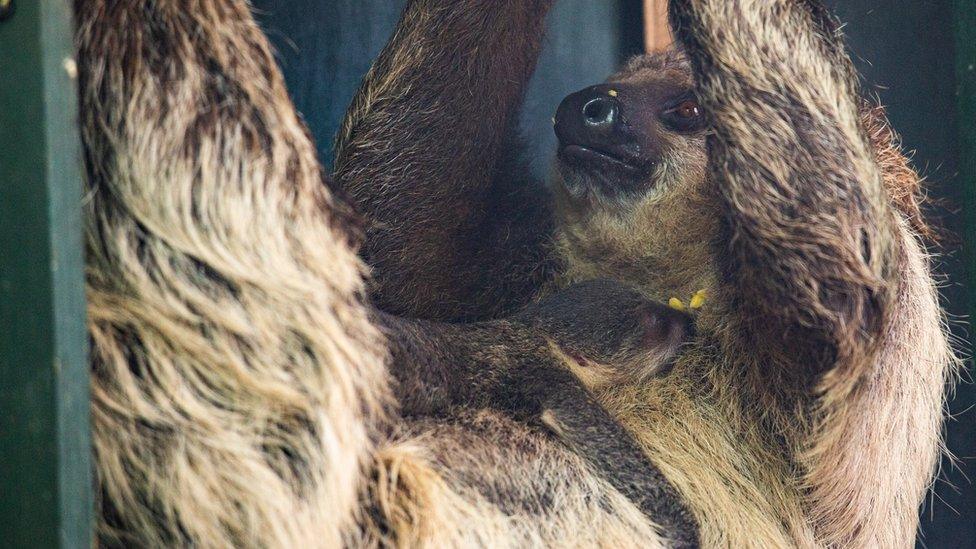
[335,0,956,546]
[389,278,696,420]
[381,279,700,542]
[77,0,701,546]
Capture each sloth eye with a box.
[661,97,706,133]
[674,100,702,119]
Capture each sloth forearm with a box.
[333,0,555,320]
[670,0,900,371]
[334,0,553,222]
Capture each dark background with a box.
[252,1,973,546]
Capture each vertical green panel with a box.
[0,0,91,547]
[959,3,976,324]
[946,1,976,545]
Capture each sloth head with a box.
[516,279,695,390]
[552,49,924,305]
[552,50,718,302]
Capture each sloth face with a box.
[554,51,706,204]
[552,50,720,302]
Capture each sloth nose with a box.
[582,96,618,130]
[554,84,630,148]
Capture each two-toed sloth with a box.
[78,0,955,546]
[336,0,956,546]
[78,0,698,546]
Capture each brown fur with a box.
[336,0,957,546]
[77,0,693,546]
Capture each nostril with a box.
[582,97,617,127]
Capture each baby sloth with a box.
[515,279,693,391]
[377,279,698,544]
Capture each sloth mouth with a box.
[556,144,653,199]
[558,144,644,175]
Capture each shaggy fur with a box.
[77,0,390,544]
[336,0,957,546]
[77,0,701,546]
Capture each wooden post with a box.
[0,0,92,547]
[643,0,671,52]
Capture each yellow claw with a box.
[689,289,707,310]
[668,297,687,311]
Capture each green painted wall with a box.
[0,0,92,547]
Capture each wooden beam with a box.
[643,0,672,52]
[0,0,92,546]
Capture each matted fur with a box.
[77,1,673,547]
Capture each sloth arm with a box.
[334,0,558,322]
[669,0,901,382]
[669,2,933,544]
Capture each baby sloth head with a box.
[551,50,718,302]
[516,279,694,391]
